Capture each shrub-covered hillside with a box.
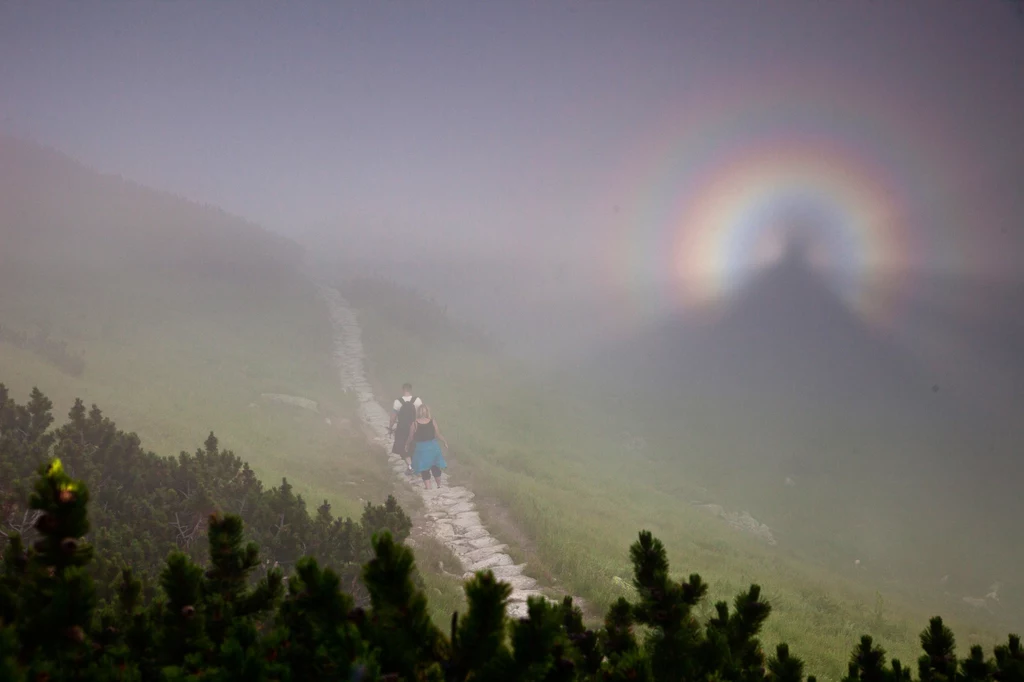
[0,136,382,517]
[2,455,1023,681]
[0,383,410,606]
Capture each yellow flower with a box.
[58,482,77,503]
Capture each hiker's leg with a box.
[431,465,443,486]
[421,469,432,489]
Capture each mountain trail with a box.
[313,279,561,618]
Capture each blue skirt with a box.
[412,439,447,473]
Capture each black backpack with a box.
[396,397,418,428]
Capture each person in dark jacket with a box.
[389,383,422,475]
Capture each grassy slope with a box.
[0,136,396,521]
[344,277,1006,682]
[0,269,470,622]
[0,136,470,625]
[0,268,399,521]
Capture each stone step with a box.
[467,536,504,550]
[450,524,488,539]
[507,590,547,603]
[434,524,457,540]
[444,501,476,515]
[467,553,513,572]
[499,575,538,591]
[464,563,527,580]
[458,545,510,564]
[452,512,482,528]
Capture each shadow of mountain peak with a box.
[588,243,943,420]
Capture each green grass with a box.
[410,534,471,623]
[344,277,1010,682]
[0,260,480,629]
[0,136,471,629]
[0,262,395,522]
[0,248,1011,658]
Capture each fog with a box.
[2,0,1024,646]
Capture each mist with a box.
[2,0,1024,670]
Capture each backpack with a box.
[396,397,418,428]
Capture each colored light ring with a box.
[602,68,983,330]
[672,139,910,328]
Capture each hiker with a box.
[405,404,449,490]
[389,383,422,475]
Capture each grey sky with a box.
[1,0,1022,274]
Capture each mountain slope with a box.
[572,240,1023,611]
[0,134,301,278]
[0,135,395,517]
[585,240,1017,451]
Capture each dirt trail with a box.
[314,280,561,618]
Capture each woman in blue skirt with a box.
[405,404,449,489]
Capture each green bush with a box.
[2,458,1022,681]
[0,384,410,607]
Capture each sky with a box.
[1,0,1022,282]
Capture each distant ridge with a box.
[0,134,301,278]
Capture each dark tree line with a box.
[2,382,1022,681]
[0,384,410,606]
[2,459,1022,681]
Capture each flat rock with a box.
[445,501,476,515]
[467,553,514,572]
[460,545,509,564]
[507,590,547,602]
[456,526,490,540]
[498,575,538,590]
[469,563,527,580]
[433,523,457,540]
[468,536,504,549]
[452,512,482,527]
[442,487,474,500]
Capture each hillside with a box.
[8,451,1022,682]
[0,135,393,519]
[572,243,1023,618]
[0,382,411,605]
[336,274,1016,681]
[0,135,300,278]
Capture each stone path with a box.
[314,280,552,618]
